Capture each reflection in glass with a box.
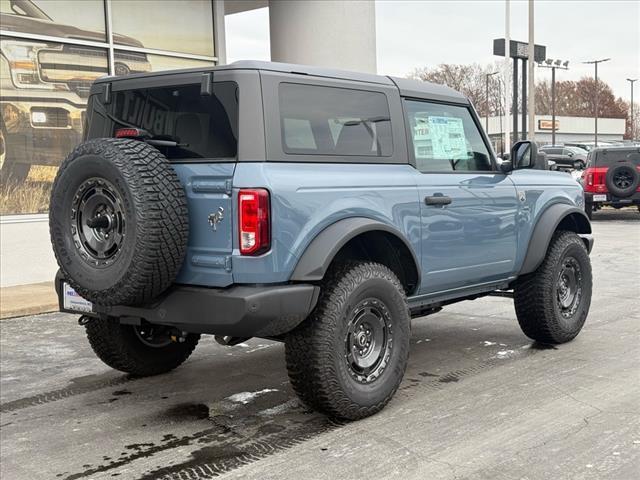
[111,0,215,57]
[0,0,106,41]
[0,38,109,212]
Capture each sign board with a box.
[538,119,559,130]
[493,39,546,62]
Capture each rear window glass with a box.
[596,149,640,166]
[279,83,392,157]
[110,82,238,160]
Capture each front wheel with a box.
[85,318,200,376]
[514,231,592,344]
[285,261,410,420]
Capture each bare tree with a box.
[409,62,505,116]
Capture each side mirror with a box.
[500,160,513,173]
[511,140,538,169]
[567,151,574,157]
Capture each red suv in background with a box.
[582,146,640,218]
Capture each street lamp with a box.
[583,58,611,146]
[485,71,499,134]
[627,78,637,140]
[537,58,569,145]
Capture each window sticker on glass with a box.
[413,115,467,160]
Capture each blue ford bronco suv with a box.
[49,61,593,420]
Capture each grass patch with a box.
[0,180,53,215]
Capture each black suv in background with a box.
[539,145,588,169]
[582,146,640,218]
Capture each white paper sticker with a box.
[413,115,467,160]
[62,283,93,313]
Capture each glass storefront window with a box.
[111,0,214,57]
[0,1,217,215]
[1,38,107,213]
[0,0,106,41]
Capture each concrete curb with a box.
[0,282,58,319]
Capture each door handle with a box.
[425,195,452,206]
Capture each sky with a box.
[225,0,640,101]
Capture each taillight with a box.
[115,127,147,138]
[583,167,608,193]
[586,171,594,186]
[238,189,270,255]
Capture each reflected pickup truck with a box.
[49,61,593,420]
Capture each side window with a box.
[404,100,493,172]
[279,83,392,157]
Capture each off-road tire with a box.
[514,231,592,344]
[285,261,410,420]
[85,318,200,376]
[605,161,639,198]
[49,138,188,306]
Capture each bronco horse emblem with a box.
[208,207,224,231]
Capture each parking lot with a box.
[1,209,638,480]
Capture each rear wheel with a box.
[85,317,199,376]
[285,261,410,420]
[514,231,592,344]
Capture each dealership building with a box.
[0,0,377,287]
[0,0,375,192]
[485,115,627,152]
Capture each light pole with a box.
[485,71,499,134]
[583,58,610,146]
[627,78,637,140]
[538,59,569,145]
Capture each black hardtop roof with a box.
[92,60,469,104]
[592,145,640,153]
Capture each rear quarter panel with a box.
[231,162,421,283]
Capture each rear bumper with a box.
[57,276,320,337]
[585,191,640,206]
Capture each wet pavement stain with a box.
[438,374,460,383]
[112,390,132,396]
[163,403,210,421]
[418,372,439,377]
[530,342,558,350]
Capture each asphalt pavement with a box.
[1,208,639,480]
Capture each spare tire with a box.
[605,162,639,198]
[49,138,188,306]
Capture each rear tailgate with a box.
[173,163,236,287]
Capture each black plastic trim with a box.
[520,204,592,275]
[290,217,421,287]
[57,275,320,337]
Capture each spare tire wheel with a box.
[605,162,639,198]
[49,138,188,306]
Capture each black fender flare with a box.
[520,203,592,275]
[290,217,421,285]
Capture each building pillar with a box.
[268,0,376,73]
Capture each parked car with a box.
[564,141,613,152]
[539,145,588,169]
[0,0,151,183]
[582,146,640,218]
[49,61,594,420]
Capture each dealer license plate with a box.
[62,282,93,313]
[592,194,607,202]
